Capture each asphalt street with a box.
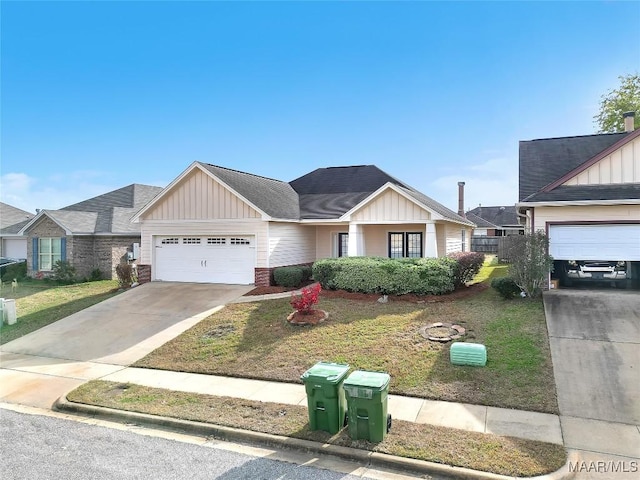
[0,409,381,480]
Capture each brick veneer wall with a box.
[136,264,151,284]
[26,217,66,277]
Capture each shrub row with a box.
[312,257,457,295]
[447,251,485,288]
[273,265,313,288]
[491,277,522,299]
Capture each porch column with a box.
[425,222,438,258]
[347,223,364,256]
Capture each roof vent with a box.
[623,111,635,132]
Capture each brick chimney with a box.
[457,182,465,217]
[624,111,636,132]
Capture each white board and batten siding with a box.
[563,135,640,186]
[268,223,316,268]
[549,224,640,261]
[350,189,431,222]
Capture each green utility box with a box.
[343,370,391,443]
[450,342,487,366]
[300,362,350,434]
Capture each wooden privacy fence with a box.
[471,236,514,262]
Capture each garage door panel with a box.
[154,236,255,284]
[550,225,640,261]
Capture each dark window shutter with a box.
[61,237,67,261]
[32,237,39,271]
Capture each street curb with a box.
[54,396,573,480]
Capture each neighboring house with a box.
[20,184,163,280]
[0,202,34,260]
[132,163,476,286]
[466,205,524,236]
[516,113,640,284]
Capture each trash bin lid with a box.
[344,370,390,391]
[301,362,350,384]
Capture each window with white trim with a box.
[182,237,201,245]
[337,233,349,257]
[207,237,226,245]
[388,232,423,258]
[38,237,62,271]
[230,238,251,245]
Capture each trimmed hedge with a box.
[312,257,457,295]
[447,251,485,288]
[273,266,311,288]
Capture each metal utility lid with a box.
[344,370,390,390]
[300,362,351,384]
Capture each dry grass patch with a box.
[135,280,557,413]
[69,381,566,477]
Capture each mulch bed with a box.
[244,282,488,303]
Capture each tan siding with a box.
[315,225,348,259]
[351,190,431,222]
[443,223,471,254]
[139,220,268,267]
[436,224,446,257]
[533,205,640,232]
[142,170,261,220]
[564,136,640,185]
[269,223,317,267]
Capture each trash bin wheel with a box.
[387,414,392,432]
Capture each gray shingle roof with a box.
[466,205,520,227]
[0,202,34,234]
[523,184,640,203]
[519,132,629,202]
[26,184,162,235]
[465,212,497,229]
[199,163,300,219]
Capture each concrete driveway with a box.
[0,282,251,408]
[544,289,640,463]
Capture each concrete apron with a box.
[543,289,640,461]
[0,283,252,409]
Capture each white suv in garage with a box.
[560,260,630,287]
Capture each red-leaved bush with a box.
[290,283,321,315]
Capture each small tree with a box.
[503,231,553,299]
[594,73,640,133]
[52,260,76,284]
[115,263,135,288]
[290,283,321,315]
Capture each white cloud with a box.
[0,171,119,213]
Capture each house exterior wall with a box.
[314,225,348,258]
[138,219,269,267]
[564,136,640,185]
[531,205,640,232]
[268,222,316,267]
[26,217,66,277]
[350,190,431,222]
[71,235,140,280]
[142,169,261,220]
[441,223,472,254]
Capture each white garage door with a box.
[154,236,255,284]
[549,224,640,261]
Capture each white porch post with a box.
[347,223,364,256]
[425,222,438,258]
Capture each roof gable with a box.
[519,132,628,201]
[0,202,34,234]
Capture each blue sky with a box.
[2,1,639,215]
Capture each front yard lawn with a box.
[0,280,120,344]
[135,269,557,414]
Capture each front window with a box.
[337,233,349,257]
[39,237,62,270]
[388,232,423,258]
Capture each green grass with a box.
[0,280,120,344]
[135,268,557,413]
[68,381,566,477]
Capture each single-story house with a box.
[516,112,640,283]
[21,184,162,280]
[132,163,476,286]
[0,202,34,260]
[466,205,524,237]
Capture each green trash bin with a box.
[343,370,391,443]
[300,362,350,434]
